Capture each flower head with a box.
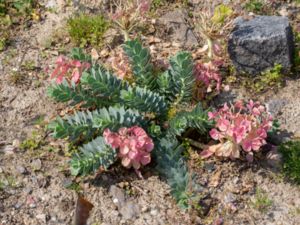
[194,60,223,93]
[103,126,154,170]
[201,100,273,161]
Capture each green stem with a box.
[185,138,206,149]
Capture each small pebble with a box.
[24,187,33,194]
[31,159,42,171]
[141,205,149,212]
[62,178,73,188]
[224,193,236,204]
[14,203,22,209]
[233,177,239,184]
[150,209,158,216]
[36,214,47,223]
[29,203,36,208]
[16,165,27,175]
[12,139,20,147]
[204,163,215,173]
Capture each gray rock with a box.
[36,214,47,223]
[109,185,140,220]
[14,202,22,209]
[150,208,159,216]
[159,10,198,48]
[62,178,73,188]
[228,16,294,75]
[109,185,126,208]
[203,162,215,173]
[224,193,236,204]
[119,201,140,220]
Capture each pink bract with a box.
[194,60,223,93]
[50,56,90,85]
[139,0,151,13]
[201,100,273,161]
[103,126,154,170]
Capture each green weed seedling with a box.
[244,0,264,13]
[22,60,36,71]
[242,64,283,93]
[0,174,21,190]
[278,141,300,184]
[151,0,166,10]
[65,181,82,193]
[67,14,109,47]
[20,130,45,151]
[260,64,283,86]
[251,188,273,213]
[9,71,25,85]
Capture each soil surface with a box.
[1,1,300,225]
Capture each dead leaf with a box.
[208,169,222,188]
[197,44,209,54]
[91,49,99,60]
[75,196,94,225]
[100,49,109,58]
[148,36,161,44]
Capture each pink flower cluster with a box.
[201,100,273,161]
[50,56,90,84]
[103,126,154,170]
[194,60,223,93]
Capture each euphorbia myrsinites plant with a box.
[201,100,273,161]
[47,39,212,209]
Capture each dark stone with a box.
[198,196,216,216]
[203,162,215,173]
[159,10,198,48]
[228,16,294,75]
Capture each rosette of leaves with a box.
[48,39,212,209]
